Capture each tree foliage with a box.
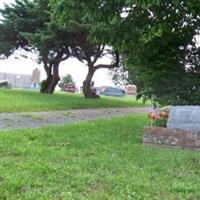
[0,0,120,98]
[123,1,200,105]
[1,0,200,104]
[51,0,120,98]
[71,28,119,98]
[51,0,200,104]
[0,0,73,94]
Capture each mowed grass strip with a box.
[0,89,147,112]
[0,115,200,200]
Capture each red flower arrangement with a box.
[149,111,160,120]
[149,109,160,126]
[148,109,169,127]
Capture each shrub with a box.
[40,79,48,92]
[154,118,167,127]
[0,80,12,89]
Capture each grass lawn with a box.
[1,115,200,199]
[0,89,148,112]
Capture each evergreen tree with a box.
[0,0,73,93]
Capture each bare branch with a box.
[94,51,119,70]
[92,44,105,65]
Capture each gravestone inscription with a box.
[167,106,200,131]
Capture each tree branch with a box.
[94,51,119,70]
[92,44,105,65]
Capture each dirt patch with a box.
[0,107,151,131]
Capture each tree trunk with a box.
[40,64,53,93]
[83,68,100,99]
[40,63,60,94]
[40,75,53,93]
[46,63,60,94]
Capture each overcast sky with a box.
[0,0,114,87]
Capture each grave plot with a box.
[143,106,200,150]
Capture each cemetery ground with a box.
[0,89,200,199]
[1,115,200,199]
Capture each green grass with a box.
[1,115,200,200]
[0,89,148,112]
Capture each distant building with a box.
[31,68,41,88]
[0,68,41,88]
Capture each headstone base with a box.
[143,126,200,150]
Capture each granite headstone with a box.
[167,106,200,131]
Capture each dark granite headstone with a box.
[167,106,200,131]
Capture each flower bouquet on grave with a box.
[149,107,170,127]
[157,107,170,127]
[148,109,160,127]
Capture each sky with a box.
[0,0,114,88]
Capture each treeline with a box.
[0,0,199,104]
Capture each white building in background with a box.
[0,68,41,88]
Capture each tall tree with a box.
[124,1,200,105]
[0,0,73,93]
[50,0,120,98]
[71,26,119,98]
